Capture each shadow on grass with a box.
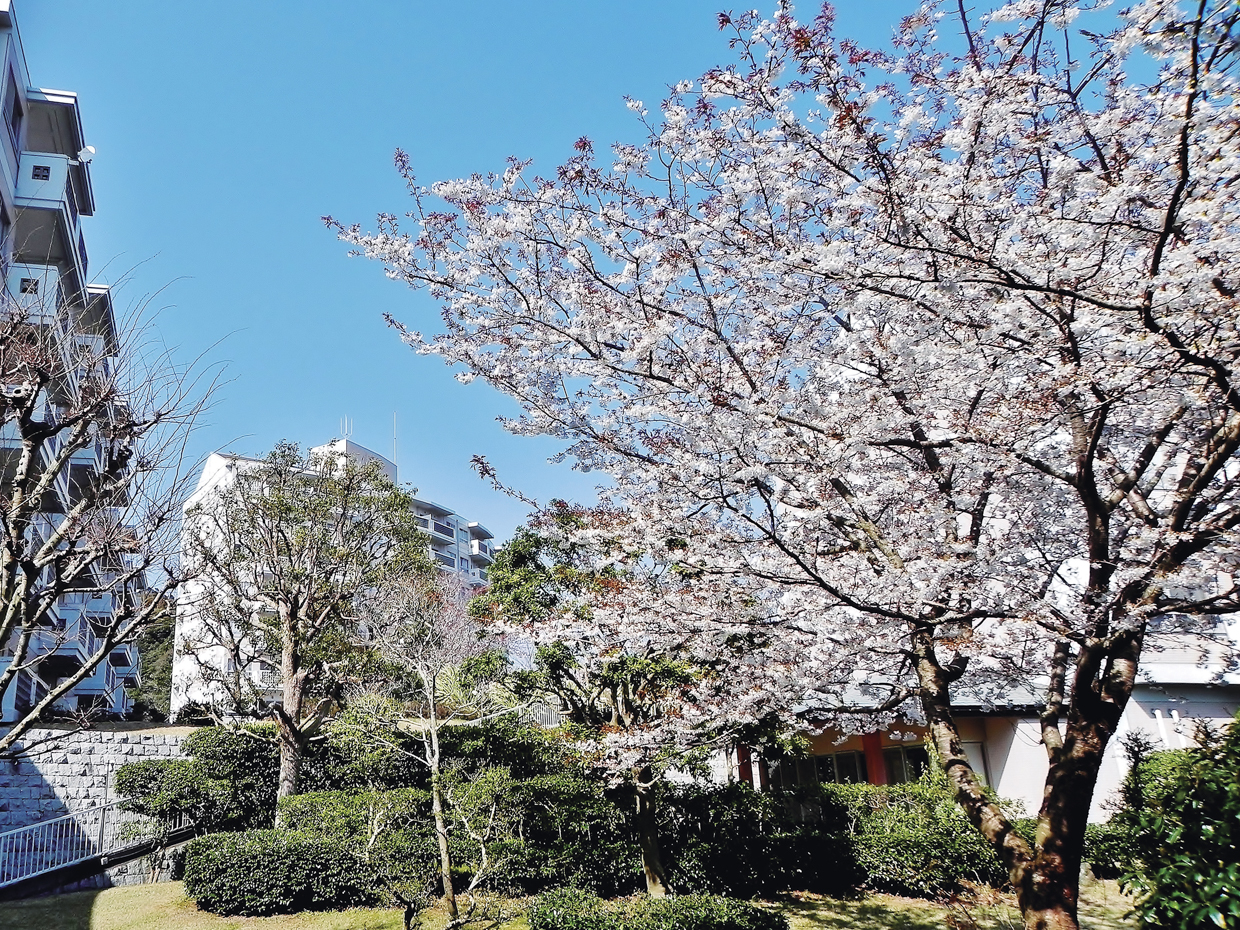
[775,893,952,930]
[0,888,101,930]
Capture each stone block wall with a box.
[0,725,195,889]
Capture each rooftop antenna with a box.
[340,416,353,441]
[393,412,399,473]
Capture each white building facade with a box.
[169,439,497,718]
[0,0,141,723]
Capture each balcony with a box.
[75,659,117,697]
[470,539,495,565]
[31,614,99,681]
[24,90,95,215]
[108,643,138,670]
[13,152,89,284]
[417,515,457,542]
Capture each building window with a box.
[816,750,869,784]
[19,277,38,294]
[4,70,22,151]
[883,745,930,784]
[31,164,50,180]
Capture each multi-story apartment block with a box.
[0,1,141,722]
[169,439,497,718]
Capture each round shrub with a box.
[183,830,381,916]
[1121,718,1240,930]
[624,894,789,930]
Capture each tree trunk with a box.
[276,722,302,806]
[431,770,457,920]
[634,766,669,897]
[274,614,305,822]
[911,627,1133,930]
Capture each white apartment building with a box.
[169,439,497,717]
[0,1,141,722]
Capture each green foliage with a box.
[114,726,280,830]
[526,889,788,930]
[125,606,175,720]
[181,725,280,826]
[114,758,230,825]
[1073,735,1195,881]
[659,782,857,898]
[280,788,438,907]
[1121,716,1240,930]
[815,776,1005,897]
[182,830,382,916]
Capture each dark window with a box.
[4,71,22,149]
[815,750,869,784]
[884,746,930,784]
[19,277,38,294]
[31,164,50,181]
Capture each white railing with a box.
[0,800,195,889]
[524,703,564,728]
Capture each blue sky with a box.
[18,1,915,540]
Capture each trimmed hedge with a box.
[183,830,381,915]
[526,889,788,930]
[659,782,857,897]
[821,781,1006,896]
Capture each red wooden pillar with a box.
[736,744,754,786]
[862,732,888,785]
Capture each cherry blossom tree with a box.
[331,2,1240,927]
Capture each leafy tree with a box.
[1119,717,1240,930]
[179,441,427,804]
[127,599,175,720]
[475,511,724,898]
[335,3,1240,926]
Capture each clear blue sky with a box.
[19,1,915,541]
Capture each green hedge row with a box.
[182,830,382,916]
[526,889,788,930]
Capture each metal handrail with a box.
[0,799,195,889]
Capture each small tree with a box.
[349,570,511,926]
[475,512,737,898]
[179,442,426,804]
[0,282,206,755]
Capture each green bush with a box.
[1121,716,1240,930]
[279,788,439,905]
[526,889,788,930]
[179,726,279,828]
[114,727,280,831]
[816,778,1005,897]
[526,888,614,930]
[114,758,231,825]
[658,782,857,898]
[183,830,382,915]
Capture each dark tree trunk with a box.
[911,624,1138,930]
[634,766,669,897]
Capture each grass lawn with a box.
[0,880,1134,930]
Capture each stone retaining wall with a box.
[0,725,195,889]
